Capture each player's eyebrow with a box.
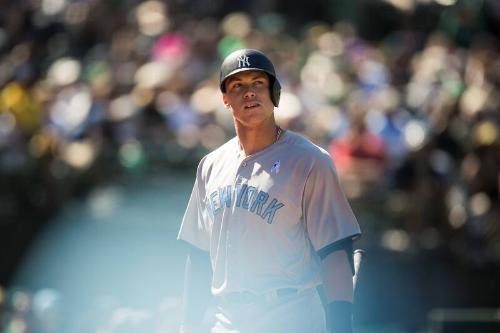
[249,72,267,80]
[226,72,268,85]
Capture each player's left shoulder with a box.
[280,129,334,164]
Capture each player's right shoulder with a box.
[201,136,237,163]
[196,137,238,175]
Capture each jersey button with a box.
[242,162,247,167]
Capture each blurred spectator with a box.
[328,111,388,197]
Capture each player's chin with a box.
[235,114,268,127]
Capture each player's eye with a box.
[253,78,268,87]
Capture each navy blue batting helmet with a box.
[219,49,281,107]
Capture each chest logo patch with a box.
[271,160,280,174]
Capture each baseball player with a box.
[177,49,361,333]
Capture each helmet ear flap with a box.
[271,78,281,107]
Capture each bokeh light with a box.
[403,120,428,150]
[63,1,89,26]
[191,85,221,114]
[134,62,173,89]
[32,288,63,324]
[47,58,81,86]
[381,229,410,252]
[109,95,138,122]
[135,1,169,37]
[221,12,252,38]
[474,121,498,146]
[449,204,467,229]
[275,91,302,122]
[435,0,457,6]
[49,86,92,136]
[119,140,146,171]
[61,140,96,170]
[87,186,124,220]
[469,192,491,217]
[383,0,415,11]
[41,0,67,16]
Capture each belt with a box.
[221,288,299,304]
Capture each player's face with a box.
[222,70,275,128]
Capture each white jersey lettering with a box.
[208,184,284,224]
[260,198,285,224]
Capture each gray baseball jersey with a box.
[177,129,361,296]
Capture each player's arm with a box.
[302,151,361,332]
[319,239,354,333]
[180,244,212,333]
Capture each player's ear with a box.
[222,94,230,108]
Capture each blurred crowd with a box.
[0,0,499,332]
[0,285,186,333]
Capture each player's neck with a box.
[236,121,281,157]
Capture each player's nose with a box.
[243,86,256,99]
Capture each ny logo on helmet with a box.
[237,55,250,68]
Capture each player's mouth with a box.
[243,102,260,110]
